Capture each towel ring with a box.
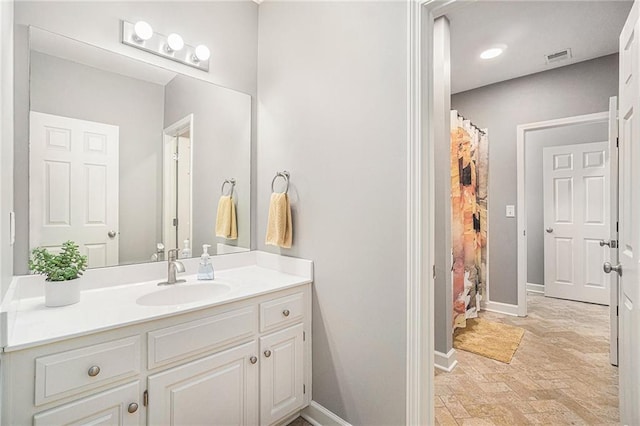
[221,178,236,196]
[271,171,290,194]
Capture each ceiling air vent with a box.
[545,48,572,64]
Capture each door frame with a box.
[406,0,465,424]
[162,114,194,251]
[516,111,610,317]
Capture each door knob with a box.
[599,240,610,247]
[250,356,257,364]
[87,366,101,377]
[603,262,622,276]
[127,403,138,414]
[108,230,117,238]
[264,350,271,358]
[546,227,553,233]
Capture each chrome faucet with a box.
[158,248,186,286]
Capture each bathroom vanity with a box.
[0,251,312,426]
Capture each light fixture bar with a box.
[121,21,209,72]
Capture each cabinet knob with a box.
[264,350,272,358]
[88,366,101,377]
[128,403,139,414]
[282,309,290,317]
[250,356,258,364]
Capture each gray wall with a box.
[18,51,165,271]
[257,2,407,424]
[164,75,251,254]
[452,54,618,304]
[526,121,609,285]
[1,0,14,298]
[433,17,453,355]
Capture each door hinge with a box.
[617,222,619,232]
[616,137,619,148]
[433,264,436,280]
[617,306,619,317]
[303,384,306,394]
[143,390,148,407]
[173,218,178,227]
[524,230,526,236]
[303,331,306,341]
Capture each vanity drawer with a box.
[148,306,257,369]
[260,292,304,332]
[35,336,141,406]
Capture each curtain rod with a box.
[456,112,486,136]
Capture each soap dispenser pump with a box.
[181,239,192,259]
[197,244,215,280]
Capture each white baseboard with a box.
[302,401,352,426]
[526,283,544,294]
[484,300,520,317]
[434,348,458,372]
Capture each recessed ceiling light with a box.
[480,47,505,60]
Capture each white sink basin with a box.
[136,283,232,306]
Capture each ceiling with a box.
[447,0,634,94]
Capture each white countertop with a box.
[0,251,313,352]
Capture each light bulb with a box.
[480,46,506,60]
[133,21,153,42]
[167,33,184,52]
[194,44,210,62]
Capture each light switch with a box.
[506,205,515,218]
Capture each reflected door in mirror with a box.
[29,112,119,268]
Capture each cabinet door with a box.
[260,323,304,425]
[33,381,140,426]
[148,341,259,425]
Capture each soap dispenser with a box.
[197,244,215,280]
[181,239,192,259]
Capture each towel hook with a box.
[221,178,236,196]
[271,171,290,194]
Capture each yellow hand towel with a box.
[265,192,292,248]
[215,195,238,239]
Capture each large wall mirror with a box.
[14,26,251,274]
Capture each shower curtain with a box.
[451,111,489,330]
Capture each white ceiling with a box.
[447,0,634,94]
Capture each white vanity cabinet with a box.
[0,283,311,426]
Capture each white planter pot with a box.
[45,279,81,307]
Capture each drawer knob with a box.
[128,402,139,414]
[250,356,258,364]
[282,309,290,317]
[87,366,101,377]
[264,350,272,358]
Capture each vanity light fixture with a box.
[121,20,210,72]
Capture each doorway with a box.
[162,114,193,252]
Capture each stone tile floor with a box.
[435,293,618,425]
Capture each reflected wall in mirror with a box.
[14,27,251,274]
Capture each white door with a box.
[147,341,259,425]
[260,323,305,425]
[608,96,620,366]
[543,141,610,305]
[29,112,119,268]
[616,1,640,422]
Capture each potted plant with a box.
[29,241,87,307]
